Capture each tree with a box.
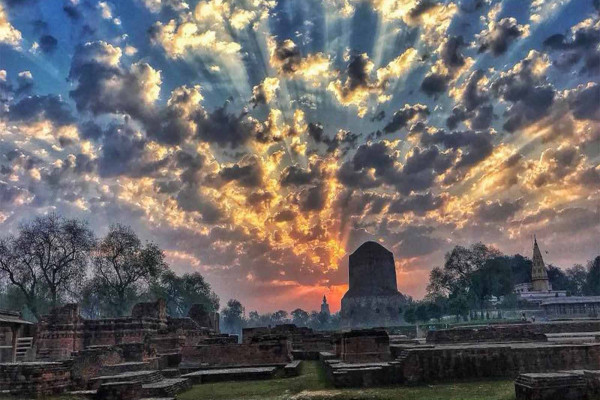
[547,265,570,291]
[415,303,430,323]
[0,214,95,318]
[566,264,587,296]
[222,299,244,334]
[291,308,309,326]
[91,224,166,316]
[271,310,289,325]
[427,243,501,297]
[403,307,416,325]
[584,256,600,295]
[150,270,219,317]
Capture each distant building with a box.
[320,295,330,316]
[541,296,600,319]
[340,241,406,328]
[515,237,566,303]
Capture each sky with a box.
[0,0,598,314]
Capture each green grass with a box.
[0,362,515,400]
[178,362,516,400]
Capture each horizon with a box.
[0,0,598,315]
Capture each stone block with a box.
[515,372,587,400]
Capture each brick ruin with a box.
[319,322,600,391]
[2,296,600,398]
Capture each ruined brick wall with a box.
[427,320,600,343]
[336,329,391,362]
[181,336,292,367]
[70,346,123,388]
[35,304,85,360]
[131,299,167,321]
[0,362,71,397]
[400,343,600,384]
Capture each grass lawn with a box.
[0,362,515,400]
[179,362,516,400]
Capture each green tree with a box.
[0,214,95,318]
[91,224,166,316]
[415,303,430,323]
[566,264,587,295]
[584,256,600,295]
[150,270,219,317]
[291,308,309,326]
[271,310,289,325]
[403,307,416,325]
[222,299,244,334]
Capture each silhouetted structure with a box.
[340,241,406,328]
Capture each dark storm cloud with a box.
[447,70,494,130]
[294,184,327,212]
[336,160,380,189]
[246,191,274,209]
[491,54,555,132]
[569,83,600,121]
[543,19,600,75]
[217,155,264,188]
[421,129,494,173]
[420,73,449,96]
[195,105,259,148]
[39,35,58,53]
[280,164,319,186]
[0,182,27,206]
[474,198,524,222]
[272,40,302,74]
[478,18,526,56]
[338,141,444,194]
[403,146,452,175]
[383,104,429,134]
[407,0,437,20]
[388,192,444,215]
[8,95,74,126]
[69,41,158,122]
[149,86,202,145]
[307,122,324,143]
[176,186,225,224]
[273,209,296,222]
[175,151,204,185]
[440,36,466,68]
[63,3,81,19]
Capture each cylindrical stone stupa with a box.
[340,241,406,328]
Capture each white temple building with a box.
[514,237,567,303]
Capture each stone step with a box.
[88,370,163,389]
[141,378,190,397]
[160,368,181,378]
[181,366,277,384]
[101,361,151,375]
[66,389,96,399]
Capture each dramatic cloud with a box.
[0,0,597,312]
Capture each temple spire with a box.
[531,236,550,292]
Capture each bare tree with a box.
[0,214,95,318]
[92,224,166,316]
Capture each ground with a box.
[181,362,515,400]
[0,362,516,400]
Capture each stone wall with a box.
[335,329,391,362]
[180,335,292,368]
[427,320,600,344]
[0,362,71,397]
[243,324,333,359]
[35,300,218,361]
[399,343,600,384]
[70,346,123,388]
